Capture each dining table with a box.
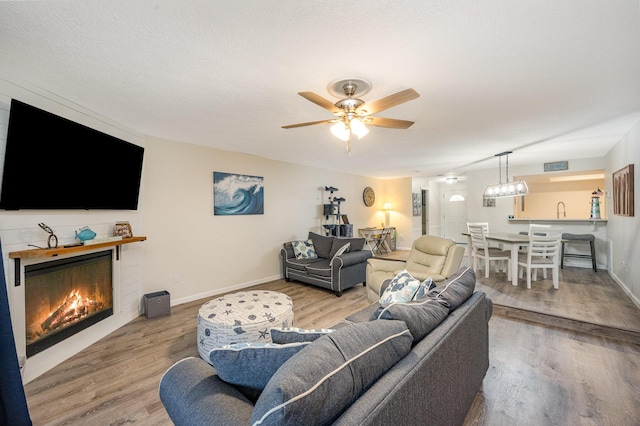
[462,231,530,287]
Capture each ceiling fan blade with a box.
[365,116,415,129]
[282,119,335,129]
[359,88,420,115]
[298,92,341,114]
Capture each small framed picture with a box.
[113,222,133,238]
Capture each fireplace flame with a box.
[40,289,105,334]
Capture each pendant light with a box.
[483,151,529,199]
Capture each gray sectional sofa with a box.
[159,267,492,425]
[280,232,372,296]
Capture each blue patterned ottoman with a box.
[197,290,294,362]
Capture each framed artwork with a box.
[483,198,496,207]
[412,193,422,216]
[613,164,634,217]
[213,172,264,215]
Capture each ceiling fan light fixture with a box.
[330,120,350,141]
[350,117,369,139]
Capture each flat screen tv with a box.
[0,99,144,210]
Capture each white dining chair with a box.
[517,227,563,289]
[468,224,511,279]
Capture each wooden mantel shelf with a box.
[9,236,147,259]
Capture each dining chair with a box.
[467,222,501,249]
[468,224,511,279]
[517,227,562,289]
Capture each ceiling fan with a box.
[282,78,420,154]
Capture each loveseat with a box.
[159,267,492,425]
[366,234,465,302]
[280,232,372,296]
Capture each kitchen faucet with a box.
[557,201,566,218]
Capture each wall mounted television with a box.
[0,99,144,210]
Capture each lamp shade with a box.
[350,118,369,139]
[330,120,350,141]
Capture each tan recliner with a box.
[365,235,465,303]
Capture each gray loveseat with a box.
[280,232,372,296]
[159,267,492,425]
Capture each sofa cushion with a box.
[292,239,318,260]
[285,257,321,272]
[209,342,310,390]
[251,320,413,426]
[270,327,335,344]
[370,298,449,343]
[305,258,332,278]
[427,267,476,311]
[331,242,350,261]
[379,270,421,305]
[308,232,333,259]
[329,238,351,259]
[342,237,366,252]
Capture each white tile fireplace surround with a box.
[8,240,145,384]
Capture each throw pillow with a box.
[209,342,310,390]
[371,298,449,343]
[329,238,351,259]
[270,327,335,344]
[331,242,350,261]
[379,270,421,305]
[412,277,436,300]
[427,267,476,311]
[251,320,413,426]
[292,239,318,260]
[308,232,333,259]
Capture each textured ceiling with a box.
[1,0,639,179]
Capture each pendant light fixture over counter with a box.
[483,151,529,199]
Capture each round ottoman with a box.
[197,290,294,361]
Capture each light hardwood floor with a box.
[24,266,640,425]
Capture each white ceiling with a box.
[1,0,639,179]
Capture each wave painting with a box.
[213,172,264,215]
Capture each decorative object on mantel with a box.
[75,226,96,242]
[113,222,133,238]
[483,151,529,199]
[38,222,58,248]
[613,164,634,217]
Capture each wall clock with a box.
[363,187,375,207]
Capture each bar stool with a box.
[561,233,597,272]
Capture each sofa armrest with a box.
[159,357,254,426]
[440,244,465,278]
[332,250,372,268]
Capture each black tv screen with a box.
[0,99,144,210]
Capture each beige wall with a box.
[142,136,398,303]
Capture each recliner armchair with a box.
[365,235,465,303]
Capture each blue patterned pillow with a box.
[292,239,318,260]
[379,270,421,305]
[209,342,310,390]
[412,277,436,300]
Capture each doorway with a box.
[443,188,467,243]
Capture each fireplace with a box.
[24,250,113,357]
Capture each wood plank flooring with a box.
[23,266,640,425]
